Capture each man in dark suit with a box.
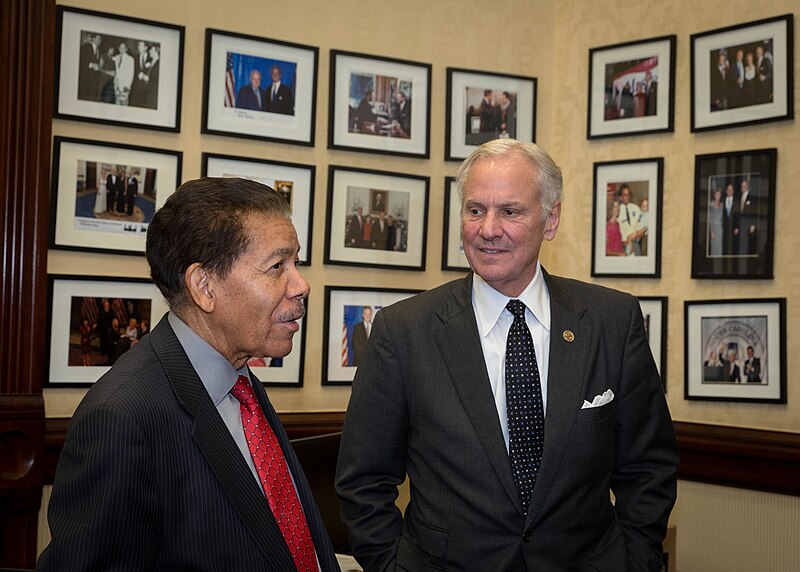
[726,349,741,383]
[125,173,138,216]
[744,346,761,383]
[39,178,339,571]
[350,306,372,366]
[78,32,102,101]
[129,40,149,107]
[346,206,365,248]
[106,169,125,214]
[370,212,387,249]
[755,44,773,104]
[721,182,740,255]
[264,65,294,115]
[390,89,411,138]
[236,69,266,111]
[385,215,397,251]
[336,139,678,571]
[644,70,658,115]
[738,179,759,255]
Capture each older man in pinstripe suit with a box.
[39,178,339,571]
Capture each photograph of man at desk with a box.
[348,72,412,138]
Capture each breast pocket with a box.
[575,400,616,424]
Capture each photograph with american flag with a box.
[322,286,420,385]
[203,29,318,145]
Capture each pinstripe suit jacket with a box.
[38,314,339,571]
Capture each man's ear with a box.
[185,263,215,313]
[543,202,561,241]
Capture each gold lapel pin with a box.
[563,330,575,343]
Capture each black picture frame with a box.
[321,285,421,385]
[691,148,776,279]
[324,165,429,271]
[54,5,185,132]
[691,14,794,133]
[637,296,668,391]
[591,158,663,278]
[587,35,676,139]
[328,49,431,158]
[684,298,786,403]
[201,28,318,146]
[49,136,183,256]
[445,67,537,161]
[45,274,169,386]
[201,153,316,265]
[442,176,470,272]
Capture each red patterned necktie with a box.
[231,376,318,571]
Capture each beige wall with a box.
[47,0,557,415]
[47,0,797,435]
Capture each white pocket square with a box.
[581,389,614,409]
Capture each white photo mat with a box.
[48,277,169,385]
[324,287,419,384]
[330,51,430,157]
[204,30,316,143]
[692,17,791,131]
[56,7,183,130]
[52,138,181,254]
[326,167,428,269]
[592,160,661,276]
[588,37,674,138]
[443,177,469,271]
[685,300,784,402]
[447,69,535,160]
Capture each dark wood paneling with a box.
[42,416,800,497]
[0,0,55,567]
[674,421,800,496]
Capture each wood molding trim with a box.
[0,0,55,568]
[674,421,800,497]
[42,416,800,497]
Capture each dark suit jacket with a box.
[265,82,294,115]
[351,322,369,366]
[78,42,101,100]
[237,85,266,111]
[336,272,678,571]
[38,315,340,571]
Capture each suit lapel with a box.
[433,275,523,516]
[526,272,592,526]
[251,375,338,571]
[149,315,296,569]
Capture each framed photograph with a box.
[46,275,169,386]
[322,286,421,385]
[246,313,306,387]
[50,136,183,256]
[684,298,786,403]
[324,166,429,270]
[55,6,184,131]
[591,158,663,277]
[445,67,536,161]
[202,153,315,264]
[691,148,776,279]
[638,296,667,391]
[442,177,470,271]
[328,50,431,158]
[587,35,676,139]
[691,14,794,132]
[202,29,318,145]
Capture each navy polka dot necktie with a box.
[505,299,545,512]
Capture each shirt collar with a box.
[472,261,551,338]
[168,312,249,406]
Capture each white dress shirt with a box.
[471,263,551,452]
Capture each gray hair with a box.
[455,139,564,215]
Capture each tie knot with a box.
[506,299,527,320]
[231,375,258,412]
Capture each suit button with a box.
[523,531,533,543]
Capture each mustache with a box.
[277,303,306,322]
